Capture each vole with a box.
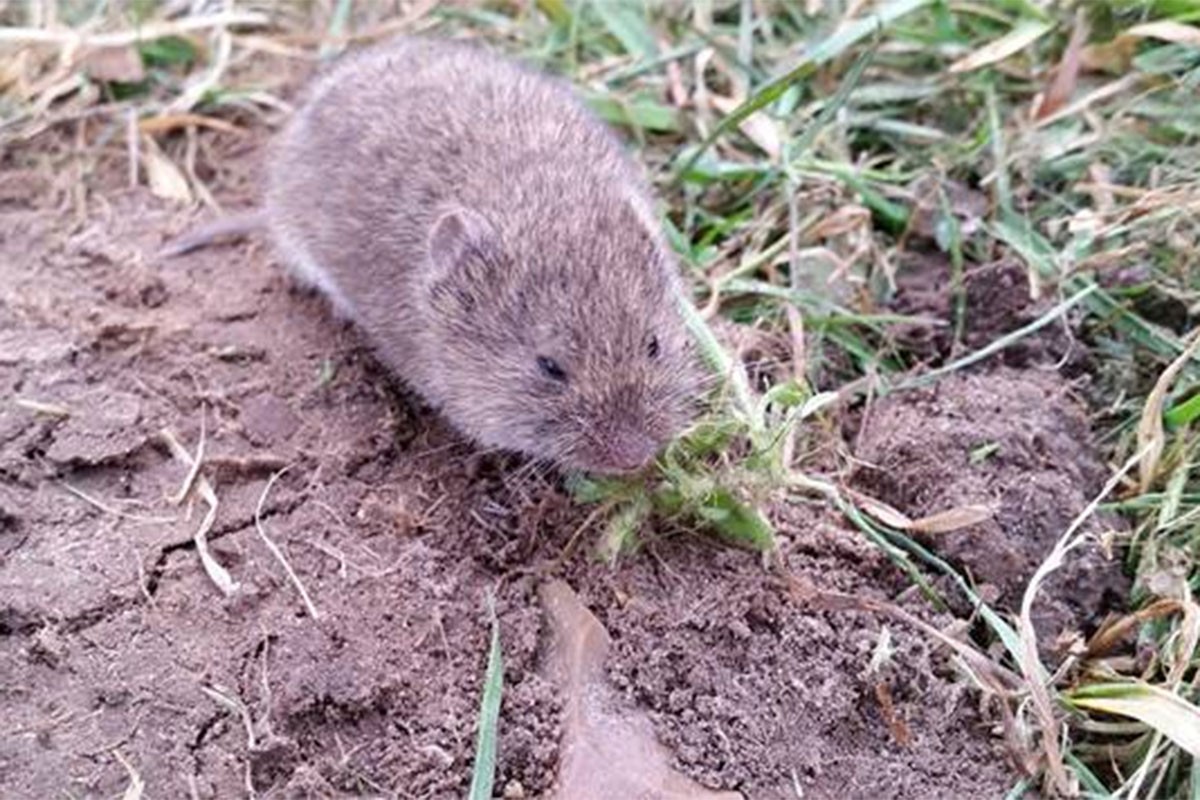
[162,36,699,474]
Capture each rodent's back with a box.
[265,38,650,324]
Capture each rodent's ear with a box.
[428,206,501,281]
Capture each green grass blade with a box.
[536,0,572,27]
[676,285,759,430]
[676,0,934,178]
[319,0,354,60]
[583,92,679,132]
[1165,393,1200,428]
[873,523,1026,666]
[992,214,1059,282]
[1003,778,1032,800]
[1065,752,1112,797]
[467,600,504,800]
[591,0,657,59]
[787,44,875,162]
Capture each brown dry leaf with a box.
[848,489,914,530]
[140,136,192,203]
[806,204,870,240]
[1084,598,1192,660]
[1080,38,1138,73]
[1136,330,1200,493]
[709,93,782,162]
[848,488,992,534]
[78,45,145,84]
[1081,162,1115,215]
[0,49,32,98]
[1033,10,1088,120]
[665,55,687,107]
[909,504,994,535]
[540,580,743,800]
[1124,20,1200,47]
[1081,21,1200,74]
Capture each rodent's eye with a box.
[537,355,568,382]
[646,335,660,359]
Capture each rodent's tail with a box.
[156,210,267,259]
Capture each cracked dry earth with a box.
[1,140,1127,798]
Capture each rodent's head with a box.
[421,203,700,474]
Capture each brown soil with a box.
[888,251,1084,372]
[1,129,1122,799]
[851,369,1130,652]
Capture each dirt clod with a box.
[852,368,1130,646]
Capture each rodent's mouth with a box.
[570,434,664,476]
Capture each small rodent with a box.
[164,36,699,474]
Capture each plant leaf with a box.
[141,136,192,203]
[584,92,679,132]
[702,488,775,550]
[1164,392,1200,428]
[536,0,572,27]
[592,0,658,59]
[1067,682,1200,758]
[710,93,782,161]
[948,18,1055,74]
[1137,331,1200,492]
[600,495,651,563]
[910,505,994,534]
[1123,20,1200,47]
[467,599,504,800]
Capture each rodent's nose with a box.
[598,428,660,473]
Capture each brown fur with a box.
[262,37,696,472]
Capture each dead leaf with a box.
[541,580,743,800]
[78,45,145,84]
[1081,21,1200,75]
[806,204,871,240]
[910,505,994,534]
[140,135,192,203]
[1080,38,1138,74]
[849,489,914,530]
[848,488,993,534]
[1084,598,1185,659]
[1033,10,1088,120]
[1137,330,1200,493]
[874,682,913,747]
[666,56,687,108]
[0,49,32,98]
[1124,20,1200,48]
